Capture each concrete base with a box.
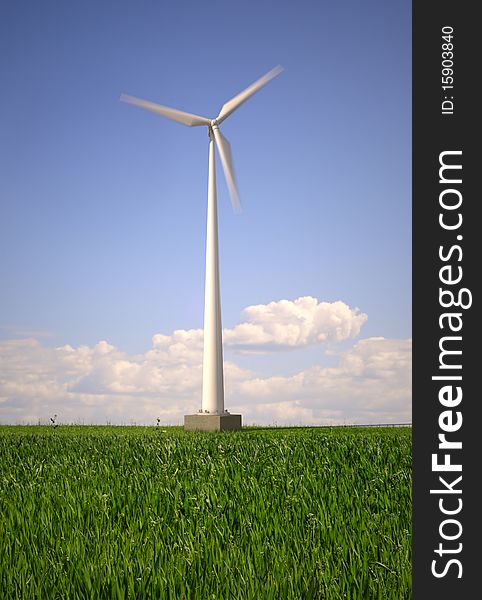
[184,413,242,432]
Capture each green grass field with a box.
[0,425,411,599]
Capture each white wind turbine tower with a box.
[121,65,283,431]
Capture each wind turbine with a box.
[121,65,283,431]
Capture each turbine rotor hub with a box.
[210,118,219,128]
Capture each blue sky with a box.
[0,0,411,425]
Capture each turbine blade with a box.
[120,94,211,127]
[216,65,283,124]
[212,128,241,214]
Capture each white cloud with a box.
[224,296,367,351]
[230,337,412,424]
[0,297,410,426]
